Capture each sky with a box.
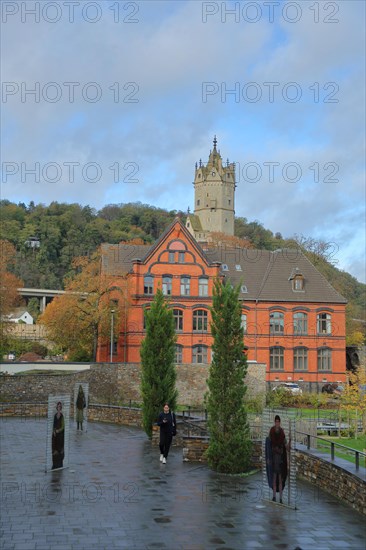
[1,0,365,283]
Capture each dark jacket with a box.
[157,411,176,436]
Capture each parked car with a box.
[272,382,302,395]
[321,383,344,396]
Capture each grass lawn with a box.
[288,407,360,420]
[317,435,366,465]
[324,435,366,451]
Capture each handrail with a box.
[295,429,366,471]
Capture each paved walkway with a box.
[1,418,365,550]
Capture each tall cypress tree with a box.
[206,279,252,473]
[140,288,178,437]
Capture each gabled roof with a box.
[101,218,216,276]
[100,229,347,304]
[141,217,213,267]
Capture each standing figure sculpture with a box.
[266,415,290,503]
[76,385,86,431]
[52,401,65,469]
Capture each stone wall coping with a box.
[90,404,141,411]
[295,442,366,482]
[182,435,209,442]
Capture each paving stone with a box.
[1,418,365,550]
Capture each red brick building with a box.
[97,141,347,389]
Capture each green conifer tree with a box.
[206,279,252,473]
[140,288,178,437]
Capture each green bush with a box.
[68,349,92,362]
[266,388,297,408]
[246,393,266,414]
[3,338,49,359]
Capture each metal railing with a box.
[296,430,366,471]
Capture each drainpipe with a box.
[255,299,258,362]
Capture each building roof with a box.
[186,214,203,232]
[204,246,346,304]
[101,243,151,276]
[100,220,346,304]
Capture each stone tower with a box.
[186,137,236,241]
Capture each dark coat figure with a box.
[76,385,86,430]
[52,401,65,469]
[266,415,289,503]
[157,403,176,464]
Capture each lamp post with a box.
[110,309,115,363]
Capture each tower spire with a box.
[213,135,217,150]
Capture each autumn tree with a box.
[206,279,252,473]
[0,240,24,356]
[140,289,178,437]
[39,249,127,361]
[340,367,366,437]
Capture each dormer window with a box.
[222,264,229,271]
[293,276,304,291]
[235,265,242,271]
[241,285,248,293]
[289,268,304,291]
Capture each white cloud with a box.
[1,0,365,282]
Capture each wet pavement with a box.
[1,418,365,550]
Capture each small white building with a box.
[7,308,34,325]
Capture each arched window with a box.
[317,313,331,334]
[175,344,183,364]
[241,314,247,334]
[270,347,284,370]
[294,347,308,371]
[192,345,208,364]
[180,276,190,296]
[270,312,284,334]
[144,275,154,295]
[199,277,208,297]
[143,308,150,330]
[293,312,308,335]
[162,276,172,296]
[193,310,208,332]
[173,309,183,331]
[318,348,332,371]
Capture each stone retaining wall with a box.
[295,449,366,515]
[0,402,144,428]
[182,437,262,469]
[88,404,143,428]
[0,361,266,406]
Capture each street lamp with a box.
[110,309,115,363]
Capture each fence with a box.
[296,430,366,471]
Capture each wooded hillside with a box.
[1,200,364,343]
